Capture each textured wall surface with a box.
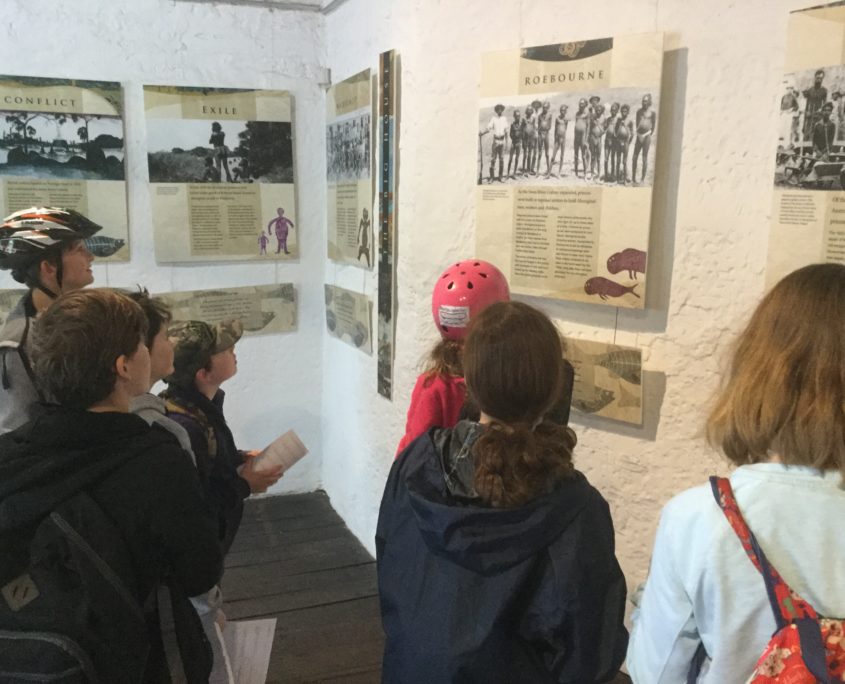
[0,0,327,494]
[321,0,816,595]
[0,0,822,596]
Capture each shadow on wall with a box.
[570,369,667,442]
[626,45,689,334]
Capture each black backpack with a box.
[0,490,151,683]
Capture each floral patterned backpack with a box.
[710,476,845,683]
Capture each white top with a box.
[627,463,845,683]
[486,114,509,137]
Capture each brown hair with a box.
[31,288,147,409]
[423,338,464,379]
[464,301,576,507]
[127,287,172,348]
[707,263,845,480]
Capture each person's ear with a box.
[195,366,210,384]
[39,257,58,282]
[114,354,131,381]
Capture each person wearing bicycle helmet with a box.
[394,259,509,457]
[0,206,99,433]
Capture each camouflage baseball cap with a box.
[165,319,243,385]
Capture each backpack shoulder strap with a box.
[709,476,819,628]
[163,397,218,460]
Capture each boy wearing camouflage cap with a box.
[161,319,283,555]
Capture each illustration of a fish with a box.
[584,277,639,301]
[572,387,615,414]
[84,236,125,257]
[617,382,641,409]
[607,248,647,279]
[593,349,642,385]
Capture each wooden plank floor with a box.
[222,491,383,683]
[222,491,632,684]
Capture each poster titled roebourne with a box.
[327,69,372,268]
[0,75,129,261]
[145,85,296,262]
[767,2,845,285]
[476,33,663,308]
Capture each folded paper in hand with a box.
[255,430,308,473]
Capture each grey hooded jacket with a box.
[0,294,42,435]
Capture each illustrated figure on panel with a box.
[358,208,371,267]
[267,207,294,255]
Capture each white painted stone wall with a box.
[321,0,818,596]
[0,0,826,597]
[0,0,327,494]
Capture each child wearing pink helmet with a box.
[395,259,509,457]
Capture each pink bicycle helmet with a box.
[431,259,510,340]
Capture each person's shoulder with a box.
[109,425,193,478]
[659,480,717,529]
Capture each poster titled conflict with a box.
[145,85,296,262]
[476,33,664,308]
[0,75,129,261]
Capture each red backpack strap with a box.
[709,476,818,628]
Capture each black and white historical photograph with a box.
[0,110,125,180]
[147,118,293,184]
[326,112,371,183]
[774,64,845,190]
[476,88,658,187]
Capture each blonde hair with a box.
[707,263,845,480]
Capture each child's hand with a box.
[238,458,284,494]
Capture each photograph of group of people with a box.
[477,87,658,188]
[326,112,371,183]
[775,65,845,190]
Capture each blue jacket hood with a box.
[404,420,594,574]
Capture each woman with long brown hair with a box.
[628,263,845,682]
[377,300,628,683]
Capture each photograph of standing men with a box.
[775,65,845,190]
[477,88,657,188]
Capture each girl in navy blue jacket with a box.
[377,300,628,684]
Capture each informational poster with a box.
[476,34,663,308]
[565,337,642,425]
[145,85,296,262]
[767,2,845,285]
[325,284,373,354]
[0,75,129,261]
[377,50,398,398]
[160,283,296,335]
[327,69,373,268]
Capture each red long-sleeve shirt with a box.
[395,374,466,458]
